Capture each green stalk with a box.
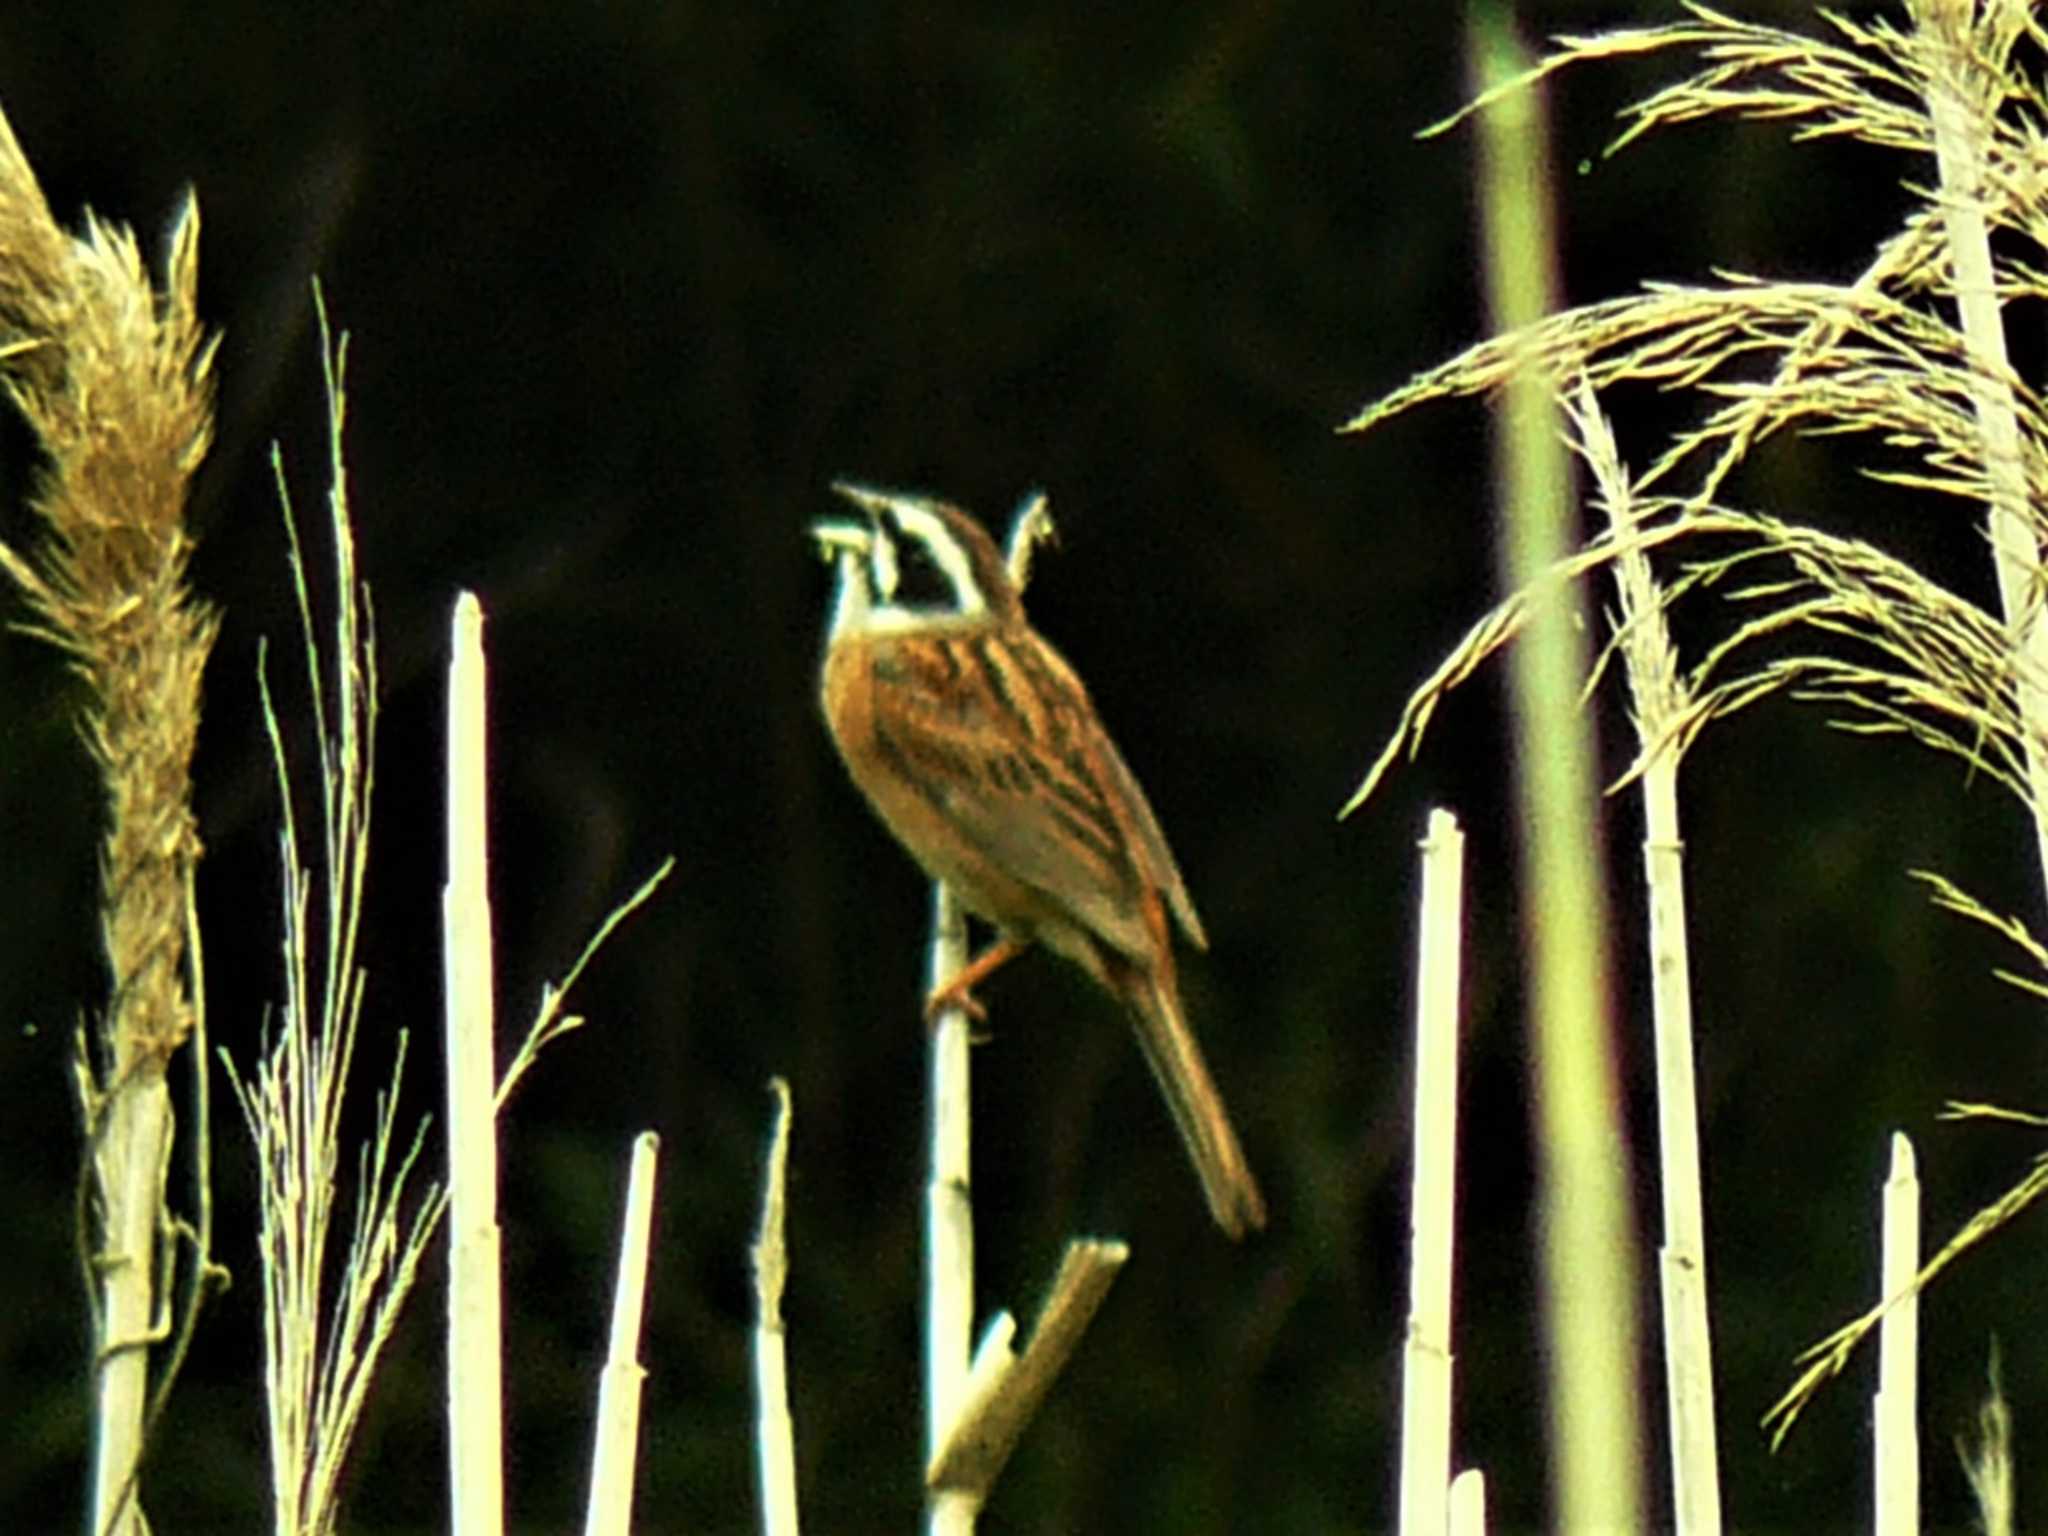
[1470,10,1644,1530]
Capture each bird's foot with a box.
[923,937,1027,1029]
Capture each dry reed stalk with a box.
[0,105,220,1536]
[224,301,445,1536]
[753,1083,801,1536]
[1344,0,2048,1469]
[1397,808,1465,1536]
[1571,386,1723,1536]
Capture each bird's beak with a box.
[816,480,906,558]
[827,480,901,521]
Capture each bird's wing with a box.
[1079,707,1209,950]
[868,624,1206,958]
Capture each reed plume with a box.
[0,103,220,1536]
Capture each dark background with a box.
[2,2,2044,1531]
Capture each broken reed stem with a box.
[1448,1469,1488,1532]
[1874,1134,1921,1536]
[586,1130,661,1536]
[925,882,978,1536]
[445,591,506,1536]
[753,1083,801,1536]
[0,105,219,1536]
[1398,809,1465,1536]
[925,1240,1127,1499]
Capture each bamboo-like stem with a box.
[89,1074,173,1536]
[1398,809,1465,1536]
[1874,1134,1921,1536]
[1908,0,2048,907]
[1447,1469,1487,1536]
[1470,12,1644,1530]
[585,1130,660,1536]
[1571,385,1723,1536]
[1642,704,1722,1536]
[925,883,979,1536]
[445,592,506,1536]
[753,1083,801,1536]
[1765,1106,2048,1443]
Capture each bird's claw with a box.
[923,977,988,1029]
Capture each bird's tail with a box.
[1120,960,1267,1239]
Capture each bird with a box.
[811,481,1267,1238]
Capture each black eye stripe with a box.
[904,538,946,577]
[876,507,964,611]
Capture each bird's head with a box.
[812,482,1023,639]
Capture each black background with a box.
[3,2,2044,1532]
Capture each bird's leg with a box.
[924,937,1028,1027]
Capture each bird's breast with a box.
[818,629,1055,936]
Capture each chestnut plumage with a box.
[812,483,1266,1238]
